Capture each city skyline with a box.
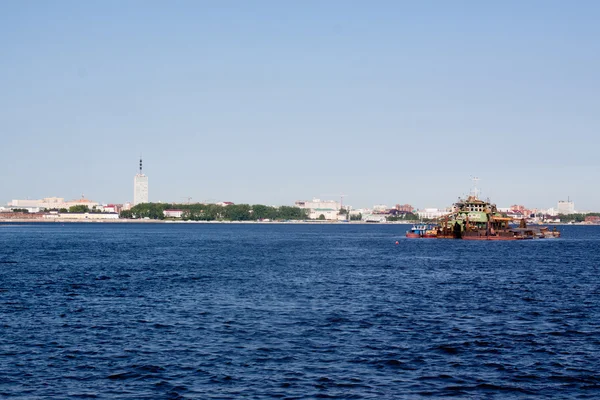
[3,166,587,213]
[2,2,599,210]
[2,157,591,212]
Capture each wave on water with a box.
[0,223,599,398]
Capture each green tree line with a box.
[120,203,309,221]
[557,213,600,223]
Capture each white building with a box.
[8,196,99,211]
[362,214,387,223]
[43,213,119,220]
[308,208,339,220]
[557,200,575,215]
[416,208,451,220]
[352,208,371,216]
[133,158,149,206]
[539,208,557,217]
[10,197,65,209]
[295,198,343,220]
[99,205,115,213]
[295,198,341,211]
[164,209,184,218]
[97,204,122,213]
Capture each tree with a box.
[318,214,326,220]
[120,210,133,219]
[117,202,309,222]
[277,206,308,220]
[403,212,419,221]
[223,204,252,221]
[350,213,362,221]
[130,203,169,219]
[69,205,90,213]
[558,213,587,223]
[251,204,275,220]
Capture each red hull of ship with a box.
[462,235,517,241]
[406,233,437,238]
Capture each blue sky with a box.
[2,1,599,210]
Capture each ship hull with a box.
[406,233,437,238]
[462,235,517,241]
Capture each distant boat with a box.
[406,224,437,238]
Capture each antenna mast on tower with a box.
[139,154,143,175]
[470,176,480,198]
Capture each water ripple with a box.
[0,223,599,398]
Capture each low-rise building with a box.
[42,213,119,220]
[362,214,387,223]
[164,209,184,218]
[395,204,414,213]
[308,208,338,220]
[295,198,341,211]
[9,196,99,211]
[416,208,450,220]
[99,204,121,213]
[507,210,525,219]
[296,198,342,220]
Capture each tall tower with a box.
[133,156,149,205]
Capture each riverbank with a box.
[0,218,417,224]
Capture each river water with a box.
[1,223,599,398]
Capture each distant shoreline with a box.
[0,219,590,226]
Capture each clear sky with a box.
[2,1,599,210]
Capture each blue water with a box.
[1,223,599,398]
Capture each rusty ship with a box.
[407,179,560,240]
